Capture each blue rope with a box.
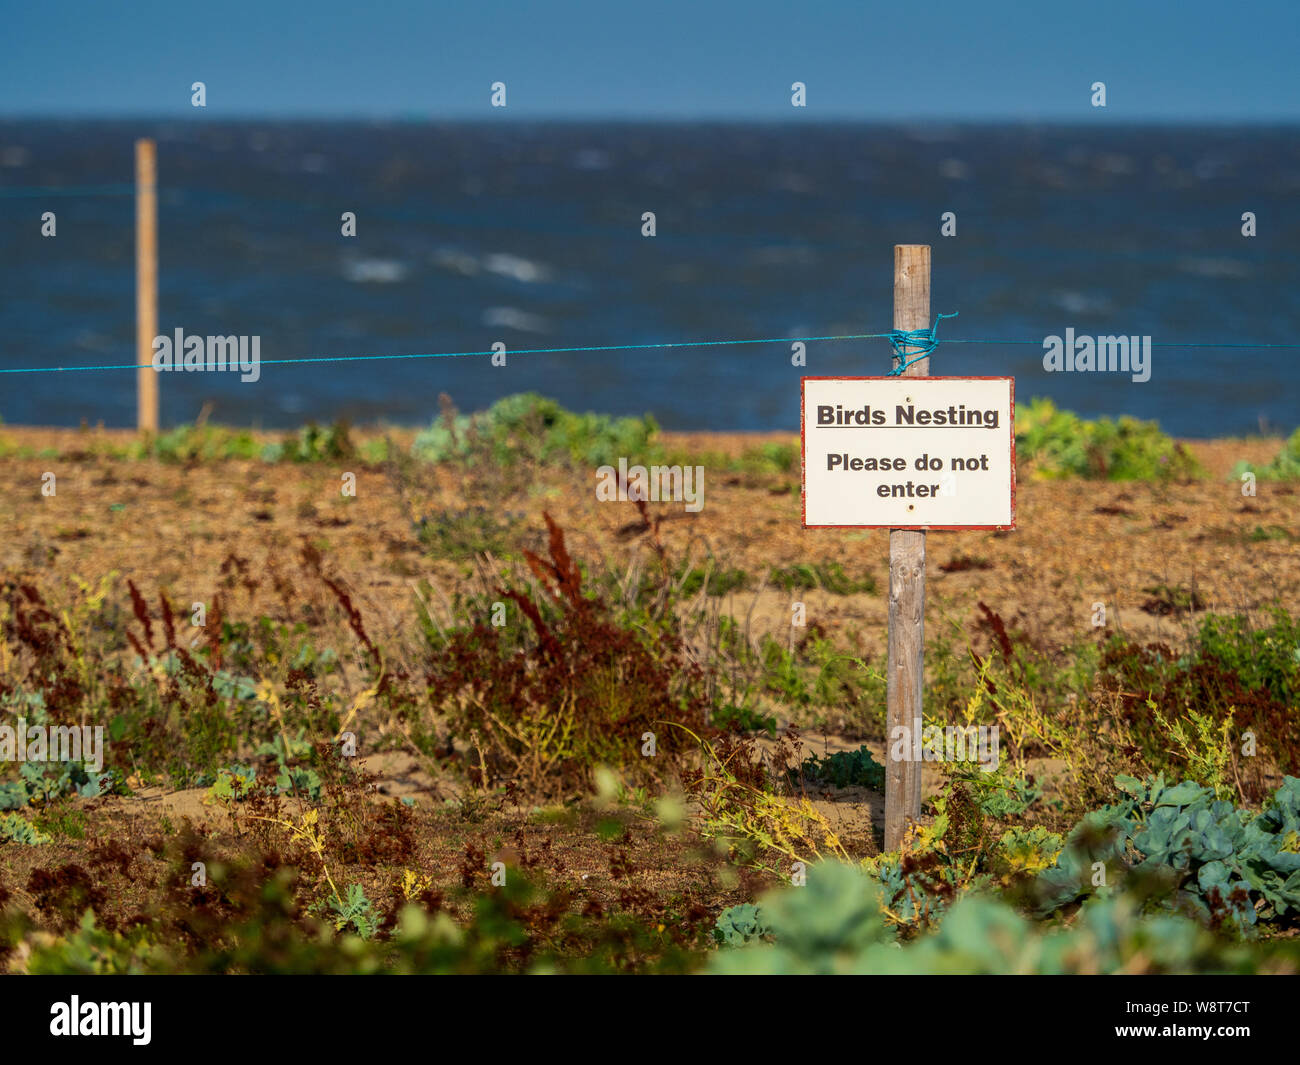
[5,314,1300,376]
[886,312,959,376]
[943,338,1300,349]
[0,333,889,376]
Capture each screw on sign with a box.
[800,246,1016,850]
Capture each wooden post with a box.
[135,138,158,433]
[884,244,930,851]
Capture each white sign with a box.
[802,376,1015,529]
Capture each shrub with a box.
[769,562,876,596]
[792,745,886,791]
[710,859,1300,974]
[413,393,659,469]
[1015,397,1201,480]
[1033,774,1300,936]
[425,513,714,797]
[0,812,52,845]
[1234,427,1300,481]
[676,563,749,598]
[1099,608,1300,797]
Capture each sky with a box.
[1,0,1296,122]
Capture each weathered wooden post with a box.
[801,245,1013,854]
[135,138,158,433]
[884,244,929,850]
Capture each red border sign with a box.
[801,375,1016,530]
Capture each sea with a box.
[1,120,1297,437]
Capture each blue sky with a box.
[2,0,1296,121]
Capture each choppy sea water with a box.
[1,120,1297,436]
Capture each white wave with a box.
[342,258,409,284]
[484,253,550,284]
[1176,257,1249,279]
[1051,290,1113,316]
[432,247,481,276]
[482,306,550,333]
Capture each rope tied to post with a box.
[887,311,959,376]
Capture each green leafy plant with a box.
[416,506,524,561]
[327,883,378,938]
[712,703,778,735]
[0,760,114,811]
[1151,701,1235,799]
[714,903,771,946]
[792,745,886,791]
[207,765,258,803]
[1099,608,1300,796]
[676,563,750,597]
[709,860,1300,974]
[1234,427,1300,481]
[1033,774,1300,935]
[0,811,52,845]
[413,392,659,469]
[769,562,877,596]
[1016,397,1201,480]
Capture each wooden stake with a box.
[884,244,930,851]
[135,138,158,433]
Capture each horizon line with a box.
[3,113,1300,127]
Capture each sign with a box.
[802,376,1015,529]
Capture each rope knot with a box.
[887,311,958,376]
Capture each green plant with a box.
[1100,608,1300,797]
[208,765,258,803]
[759,635,812,707]
[678,727,849,872]
[426,513,715,797]
[0,811,52,845]
[676,563,750,598]
[1151,701,1235,799]
[1234,427,1300,481]
[1016,397,1201,480]
[769,562,876,596]
[736,440,800,476]
[0,760,114,811]
[792,745,886,790]
[709,860,1300,974]
[144,423,262,463]
[413,392,659,469]
[327,883,378,938]
[5,854,705,975]
[939,762,1042,820]
[713,903,770,946]
[1034,774,1300,935]
[416,506,524,561]
[34,803,88,840]
[713,703,778,735]
[1246,525,1293,543]
[994,826,1064,880]
[1140,582,1206,616]
[275,421,356,463]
